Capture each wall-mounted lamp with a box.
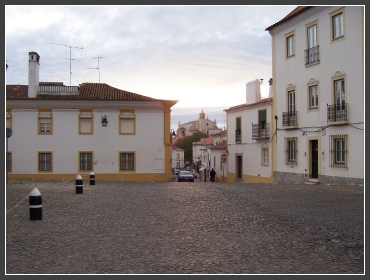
[101,115,108,127]
[260,79,264,84]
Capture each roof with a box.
[6,83,178,104]
[265,6,313,31]
[224,97,273,112]
[200,136,213,144]
[209,140,227,150]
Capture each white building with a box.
[224,79,274,183]
[6,51,178,182]
[266,6,364,184]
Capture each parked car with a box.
[177,171,194,182]
[174,168,180,175]
[192,172,198,179]
[185,165,191,171]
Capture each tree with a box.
[176,131,208,163]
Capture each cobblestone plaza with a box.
[6,180,364,274]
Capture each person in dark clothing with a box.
[210,168,216,182]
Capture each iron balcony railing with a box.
[235,129,241,143]
[252,123,270,139]
[304,45,320,65]
[327,103,348,122]
[282,111,297,127]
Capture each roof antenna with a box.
[50,43,83,86]
[88,57,105,82]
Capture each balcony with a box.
[252,123,270,139]
[235,129,241,143]
[282,111,297,128]
[38,85,79,95]
[304,45,319,65]
[327,103,348,123]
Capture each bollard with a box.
[90,172,95,185]
[29,188,42,220]
[76,175,83,194]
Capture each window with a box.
[285,30,295,58]
[119,152,135,171]
[334,78,345,108]
[309,85,319,109]
[79,111,93,134]
[38,111,52,134]
[235,117,241,143]
[39,152,52,171]
[7,152,11,172]
[288,90,295,113]
[119,110,135,134]
[176,153,180,160]
[285,137,297,165]
[329,135,347,168]
[261,146,269,166]
[332,11,344,40]
[330,8,344,41]
[79,152,93,171]
[305,21,319,65]
[6,111,11,128]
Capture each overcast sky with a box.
[5,5,296,129]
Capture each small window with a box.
[287,35,294,57]
[261,146,269,166]
[119,152,135,171]
[330,8,345,42]
[79,152,93,171]
[38,111,52,134]
[39,152,52,172]
[79,111,93,134]
[309,85,319,109]
[285,30,295,58]
[6,111,12,129]
[119,110,135,134]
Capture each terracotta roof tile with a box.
[224,97,273,112]
[265,6,313,31]
[210,140,227,150]
[6,83,177,103]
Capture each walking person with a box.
[210,168,216,182]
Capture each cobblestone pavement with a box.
[6,179,364,274]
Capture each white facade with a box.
[267,6,364,184]
[6,51,177,182]
[225,96,273,182]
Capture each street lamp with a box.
[101,115,108,127]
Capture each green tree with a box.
[176,131,208,163]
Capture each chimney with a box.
[246,79,261,105]
[28,51,40,98]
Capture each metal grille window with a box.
[39,153,52,171]
[80,152,93,170]
[120,153,135,171]
[332,12,343,39]
[329,134,348,168]
[285,137,297,165]
[309,85,319,109]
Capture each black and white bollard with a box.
[90,172,95,185]
[29,188,42,220]
[76,175,83,194]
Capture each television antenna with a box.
[88,57,105,82]
[50,43,83,86]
